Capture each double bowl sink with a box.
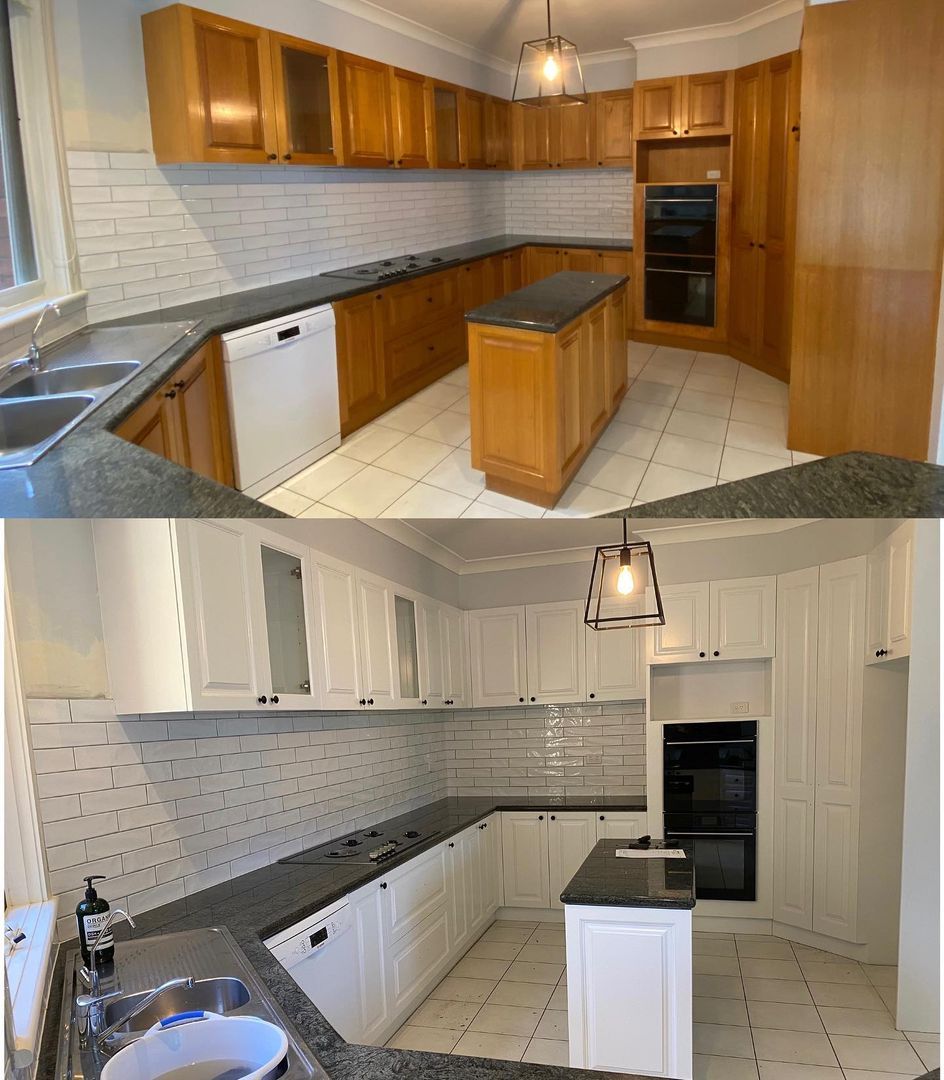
[0,321,196,469]
[57,926,326,1080]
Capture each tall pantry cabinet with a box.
[728,52,800,382]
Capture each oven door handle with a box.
[664,738,755,745]
[646,198,716,203]
[665,831,755,837]
[645,268,714,276]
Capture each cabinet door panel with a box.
[886,522,914,660]
[501,812,550,908]
[447,830,471,952]
[349,882,389,1044]
[729,63,764,358]
[417,598,445,706]
[526,600,586,705]
[432,83,462,168]
[772,566,818,930]
[595,89,633,167]
[515,104,552,168]
[586,598,645,702]
[270,35,339,165]
[648,582,709,664]
[441,606,470,707]
[596,812,647,841]
[172,338,234,487]
[709,576,777,660]
[527,246,564,282]
[177,520,259,710]
[311,555,363,710]
[334,292,385,436]
[583,302,609,443]
[390,68,432,169]
[501,249,524,293]
[555,101,594,168]
[338,53,392,167]
[384,844,449,943]
[548,812,597,909]
[357,571,399,707]
[634,77,681,139]
[605,287,629,409]
[683,70,733,136]
[563,248,596,272]
[469,607,527,707]
[386,905,451,1016]
[485,96,513,168]
[114,390,179,463]
[865,542,889,664]
[461,90,487,168]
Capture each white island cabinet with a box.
[563,840,694,1080]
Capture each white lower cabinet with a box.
[501,811,551,908]
[447,824,481,953]
[595,811,647,840]
[386,904,452,1017]
[382,843,449,943]
[348,880,390,1044]
[548,812,597,910]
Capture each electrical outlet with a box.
[706,169,722,179]
[731,702,750,714]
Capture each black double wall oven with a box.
[663,720,757,902]
[644,184,719,328]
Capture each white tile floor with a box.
[260,344,819,519]
[385,922,939,1079]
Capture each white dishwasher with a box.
[221,305,340,498]
[265,897,360,1042]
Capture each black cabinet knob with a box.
[422,699,428,705]
[589,693,596,699]
[480,822,487,829]
[791,125,800,133]
[397,159,403,165]
[672,129,678,135]
[538,815,544,821]
[519,697,524,703]
[758,243,766,250]
[699,652,706,658]
[267,153,277,160]
[164,389,177,399]
[380,882,387,889]
[283,153,292,160]
[683,129,689,135]
[448,842,454,848]
[257,695,267,704]
[599,815,605,821]
[359,698,367,706]
[530,696,536,702]
[713,651,720,658]
[172,380,185,390]
[271,695,279,704]
[597,161,603,166]
[550,814,556,821]
[367,698,374,705]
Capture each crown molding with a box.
[580,45,638,67]
[365,522,466,573]
[632,519,816,545]
[626,0,803,49]
[303,0,516,75]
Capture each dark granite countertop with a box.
[40,795,654,1080]
[618,451,944,518]
[466,271,628,333]
[1,235,630,518]
[560,839,696,910]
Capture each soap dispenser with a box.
[76,875,113,964]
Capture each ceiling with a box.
[354,0,781,60]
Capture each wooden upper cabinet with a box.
[683,70,734,136]
[431,82,462,168]
[142,5,278,164]
[389,67,432,169]
[634,77,682,139]
[461,89,488,168]
[485,96,513,169]
[595,89,633,167]
[514,104,552,169]
[269,33,341,165]
[634,71,733,140]
[337,52,394,167]
[552,102,595,168]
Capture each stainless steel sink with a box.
[0,395,94,464]
[55,927,326,1080]
[0,321,195,468]
[102,975,250,1033]
[0,361,140,398]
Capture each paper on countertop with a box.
[615,848,687,859]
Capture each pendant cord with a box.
[546,0,552,38]
[622,517,628,547]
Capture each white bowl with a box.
[101,1010,288,1080]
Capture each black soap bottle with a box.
[76,875,113,964]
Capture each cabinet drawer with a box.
[383,270,460,338]
[384,844,449,943]
[385,318,465,396]
[387,903,450,1015]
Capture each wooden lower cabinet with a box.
[468,284,630,508]
[114,337,234,486]
[500,249,524,293]
[334,291,386,435]
[526,246,564,283]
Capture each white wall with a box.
[896,519,941,1033]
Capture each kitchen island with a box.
[467,271,630,509]
[562,839,695,1080]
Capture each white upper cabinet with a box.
[469,606,528,707]
[709,576,777,660]
[248,528,320,710]
[392,589,422,709]
[649,577,775,664]
[310,553,364,710]
[772,565,819,930]
[417,598,445,707]
[441,605,471,708]
[356,571,400,708]
[585,599,646,702]
[547,811,597,909]
[866,521,914,665]
[648,582,710,664]
[525,600,587,705]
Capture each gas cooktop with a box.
[323,254,459,283]
[279,826,441,866]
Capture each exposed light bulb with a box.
[543,54,559,81]
[617,564,635,596]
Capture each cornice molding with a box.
[626,0,803,50]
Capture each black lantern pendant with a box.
[584,519,666,631]
[512,0,588,108]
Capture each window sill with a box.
[5,899,58,1070]
[0,290,87,338]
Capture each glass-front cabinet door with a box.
[432,82,462,168]
[270,33,341,165]
[393,592,421,707]
[250,532,319,709]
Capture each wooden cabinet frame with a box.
[389,67,434,169]
[268,31,342,166]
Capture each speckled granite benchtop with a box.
[560,839,695,910]
[0,235,631,518]
[40,795,660,1080]
[465,271,628,333]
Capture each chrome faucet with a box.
[80,976,195,1051]
[80,908,134,997]
[27,301,62,372]
[76,908,133,1049]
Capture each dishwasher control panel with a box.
[267,902,350,965]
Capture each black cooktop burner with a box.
[279,826,440,865]
[403,831,420,838]
[323,254,460,283]
[363,830,383,838]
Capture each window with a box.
[0,0,75,316]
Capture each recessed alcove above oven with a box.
[648,658,772,723]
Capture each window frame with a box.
[0,0,76,320]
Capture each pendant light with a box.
[584,519,666,631]
[513,0,588,108]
